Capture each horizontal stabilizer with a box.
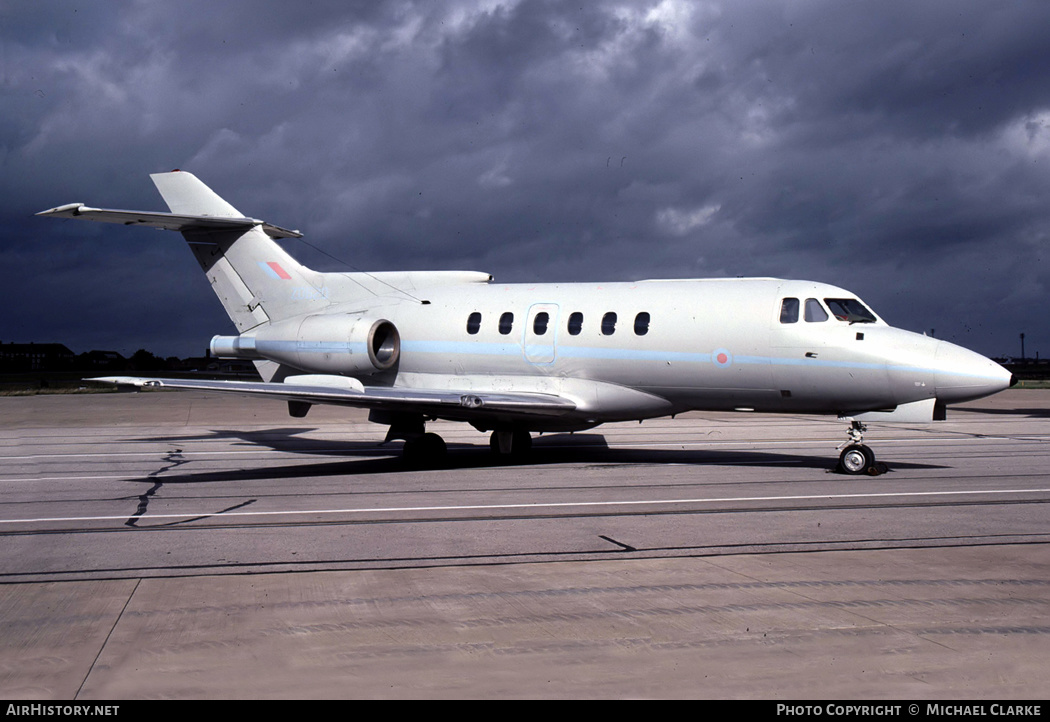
[87,376,578,418]
[35,203,302,239]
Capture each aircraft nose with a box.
[934,340,1013,404]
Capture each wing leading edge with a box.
[88,376,578,419]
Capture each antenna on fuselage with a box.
[292,235,430,304]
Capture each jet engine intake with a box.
[215,315,400,375]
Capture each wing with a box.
[88,376,577,420]
[35,203,302,239]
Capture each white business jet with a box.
[38,171,1014,473]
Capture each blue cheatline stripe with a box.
[258,337,1006,383]
[256,340,369,354]
[400,340,521,356]
[768,356,886,371]
[557,346,712,363]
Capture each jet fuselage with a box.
[232,276,1009,431]
[39,171,1013,470]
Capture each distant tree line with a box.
[0,342,254,376]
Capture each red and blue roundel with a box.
[713,348,733,368]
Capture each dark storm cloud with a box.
[2,1,1048,357]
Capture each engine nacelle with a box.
[212,315,400,375]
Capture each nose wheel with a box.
[838,443,875,475]
[837,420,878,475]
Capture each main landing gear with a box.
[384,409,534,467]
[401,432,447,468]
[489,430,532,460]
[836,420,880,475]
[376,412,449,469]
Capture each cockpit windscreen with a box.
[824,298,876,323]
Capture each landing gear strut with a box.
[837,420,876,475]
[489,430,532,460]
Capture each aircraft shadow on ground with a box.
[126,428,944,485]
[951,406,1050,418]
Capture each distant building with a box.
[80,350,127,371]
[1002,357,1049,381]
[177,353,259,377]
[0,342,75,372]
[1,341,259,380]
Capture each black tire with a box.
[402,433,447,468]
[511,430,532,457]
[838,444,874,475]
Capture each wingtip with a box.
[36,202,85,217]
[85,376,162,387]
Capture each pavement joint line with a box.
[3,433,1047,462]
[3,486,1050,525]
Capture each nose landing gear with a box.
[838,442,875,475]
[837,420,881,475]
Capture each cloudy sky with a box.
[3,0,1048,359]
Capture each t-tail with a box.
[151,171,332,331]
[37,170,333,333]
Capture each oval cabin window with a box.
[499,312,514,335]
[634,312,650,336]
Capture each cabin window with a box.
[824,298,876,323]
[533,312,549,336]
[568,312,583,336]
[634,312,650,336]
[780,298,799,324]
[466,312,481,335]
[804,298,828,322]
[601,312,617,336]
[499,312,514,335]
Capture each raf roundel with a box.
[713,348,733,368]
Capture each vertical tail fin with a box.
[151,171,244,217]
[150,171,331,331]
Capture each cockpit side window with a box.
[780,298,799,324]
[824,298,876,323]
[804,298,829,322]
